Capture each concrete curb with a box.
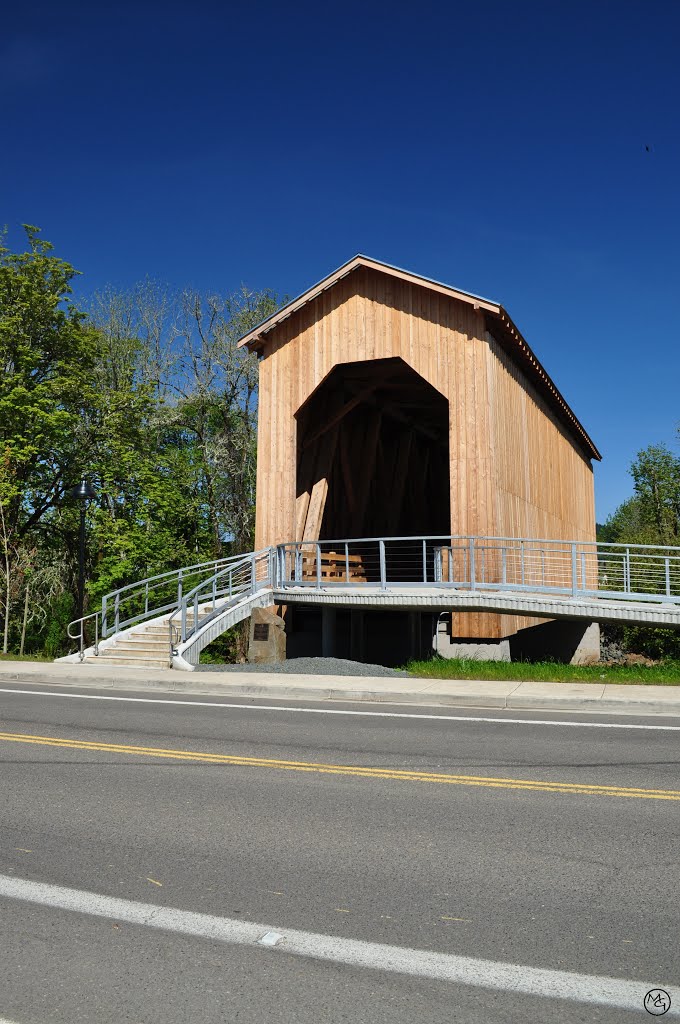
[1,662,680,716]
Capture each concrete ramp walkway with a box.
[274,585,680,628]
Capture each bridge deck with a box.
[63,536,680,668]
[274,586,680,628]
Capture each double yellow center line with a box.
[1,730,679,801]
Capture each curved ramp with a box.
[172,588,274,670]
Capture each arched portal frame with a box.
[295,357,450,543]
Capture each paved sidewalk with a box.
[1,659,680,715]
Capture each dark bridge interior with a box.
[296,357,450,540]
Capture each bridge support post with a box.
[322,608,337,658]
[509,620,601,664]
[350,611,365,662]
[408,613,420,659]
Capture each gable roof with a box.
[237,254,601,461]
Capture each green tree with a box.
[0,226,97,651]
[0,225,282,659]
[170,285,279,552]
[602,445,680,546]
[630,445,680,544]
[89,281,280,557]
[601,442,680,660]
[0,226,97,539]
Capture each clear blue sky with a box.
[3,0,678,521]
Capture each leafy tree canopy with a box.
[601,441,680,660]
[0,225,97,538]
[0,225,281,657]
[602,444,680,547]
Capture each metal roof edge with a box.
[235,255,601,462]
[236,254,500,349]
[488,306,602,462]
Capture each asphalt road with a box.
[1,682,679,1023]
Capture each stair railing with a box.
[97,554,246,640]
[67,610,102,661]
[66,553,247,660]
[168,549,274,660]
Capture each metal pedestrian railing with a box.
[66,534,680,660]
[274,535,680,605]
[67,610,102,661]
[100,554,245,639]
[66,553,250,660]
[168,549,273,660]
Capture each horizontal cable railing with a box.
[66,535,680,658]
[275,536,680,604]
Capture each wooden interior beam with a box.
[354,410,382,531]
[386,429,413,534]
[361,393,446,447]
[301,384,378,450]
[295,435,319,539]
[301,425,339,541]
[337,419,358,524]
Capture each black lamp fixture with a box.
[71,479,97,502]
[70,478,97,621]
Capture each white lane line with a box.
[0,874,677,1014]
[1,686,680,730]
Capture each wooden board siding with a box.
[482,331,596,638]
[254,264,596,640]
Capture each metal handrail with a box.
[66,534,680,662]
[275,533,680,553]
[168,549,273,660]
[67,611,101,661]
[274,535,680,605]
[98,553,245,638]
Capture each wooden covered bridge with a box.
[235,254,602,664]
[64,257,680,669]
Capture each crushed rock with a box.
[197,656,406,677]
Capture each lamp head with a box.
[71,479,97,501]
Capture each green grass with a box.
[404,657,680,685]
[0,652,52,663]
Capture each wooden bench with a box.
[301,550,367,583]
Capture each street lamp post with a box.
[70,479,97,622]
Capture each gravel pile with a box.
[197,657,406,677]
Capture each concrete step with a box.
[92,653,170,669]
[125,636,170,647]
[99,648,170,660]
[146,621,199,633]
[113,643,170,654]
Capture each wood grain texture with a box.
[255,265,596,640]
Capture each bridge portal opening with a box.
[295,357,450,541]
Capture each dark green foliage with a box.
[41,591,76,659]
[0,227,281,659]
[198,624,248,665]
[601,442,680,660]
